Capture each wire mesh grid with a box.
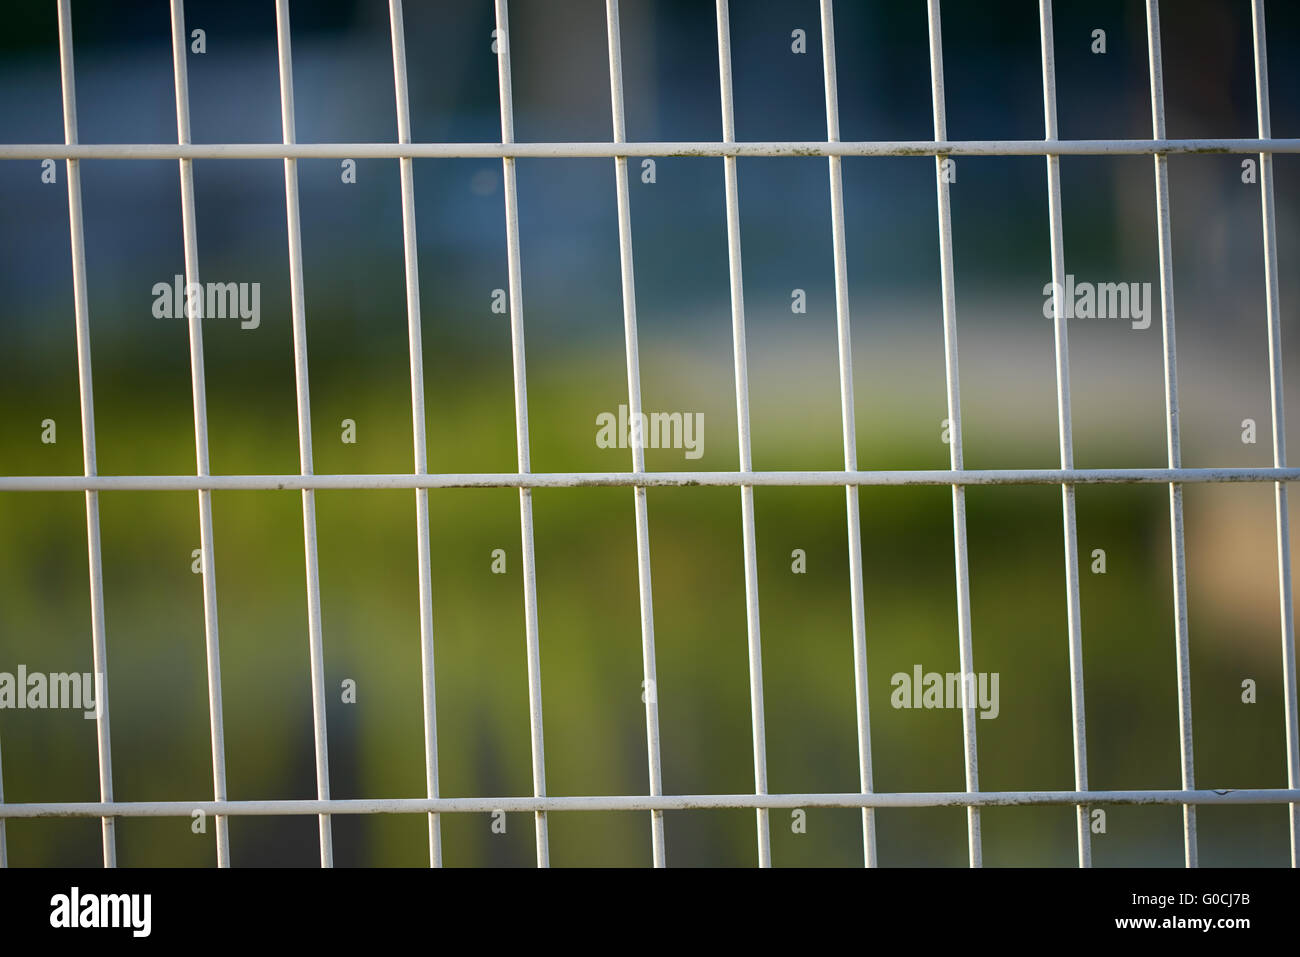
[0,0,1297,868]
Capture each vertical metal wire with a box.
[1249,0,1300,868]
[273,0,334,868]
[604,0,667,867]
[56,0,116,868]
[1037,0,1091,868]
[1144,0,1198,868]
[925,0,981,868]
[168,0,231,869]
[714,0,772,868]
[387,0,443,869]
[492,0,550,867]
[817,0,877,868]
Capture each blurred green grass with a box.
[0,314,1294,867]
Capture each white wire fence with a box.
[0,0,1297,869]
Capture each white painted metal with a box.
[5,139,1299,161]
[274,0,334,868]
[926,0,981,868]
[3,467,1300,494]
[387,0,443,869]
[1250,0,1300,869]
[1037,0,1091,869]
[1145,0,1197,869]
[493,0,550,868]
[818,0,876,869]
[715,0,772,868]
[3,788,1299,821]
[168,0,231,869]
[604,0,667,868]
[56,0,116,869]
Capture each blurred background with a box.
[2,0,1300,866]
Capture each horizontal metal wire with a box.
[0,138,1296,161]
[2,789,1297,818]
[0,467,1296,492]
